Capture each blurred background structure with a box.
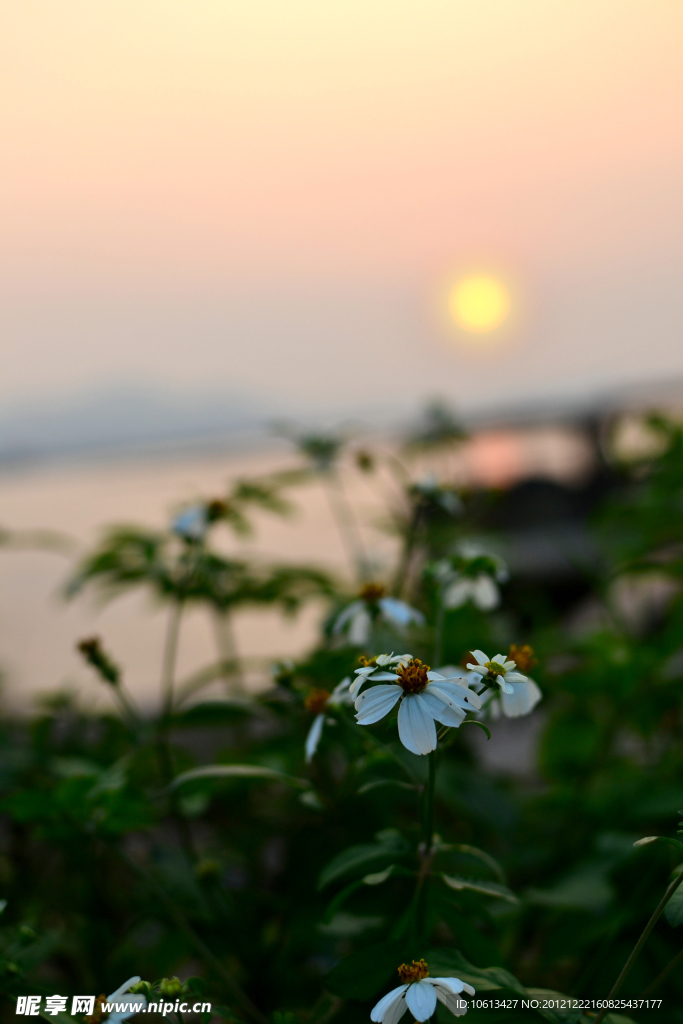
[1,0,682,709]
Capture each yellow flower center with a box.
[484,661,506,678]
[359,582,387,603]
[304,688,330,715]
[398,959,430,983]
[396,659,430,694]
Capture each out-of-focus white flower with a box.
[443,574,500,611]
[333,584,424,646]
[466,650,529,695]
[172,505,208,541]
[412,475,463,517]
[370,959,475,1022]
[304,678,354,762]
[353,656,481,756]
[436,543,508,612]
[103,978,148,1024]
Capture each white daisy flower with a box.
[436,544,508,612]
[371,959,475,1022]
[333,584,424,646]
[466,650,529,695]
[353,656,481,756]
[490,645,542,718]
[172,504,208,542]
[304,678,354,762]
[443,574,500,611]
[104,977,148,1024]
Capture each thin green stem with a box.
[433,591,445,667]
[116,848,268,1024]
[423,751,437,854]
[592,869,683,1024]
[340,710,421,786]
[160,599,184,719]
[641,946,683,996]
[324,471,370,582]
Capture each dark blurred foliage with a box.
[1,413,683,1024]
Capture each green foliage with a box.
[4,417,683,1022]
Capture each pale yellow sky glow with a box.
[0,1,682,413]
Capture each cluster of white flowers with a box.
[352,654,481,756]
[371,960,475,1022]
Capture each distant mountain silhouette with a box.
[0,383,274,466]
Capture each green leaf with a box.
[326,939,408,999]
[357,779,419,795]
[442,874,519,903]
[425,948,527,995]
[664,883,683,926]
[439,843,506,883]
[461,719,491,740]
[318,833,407,890]
[169,765,310,790]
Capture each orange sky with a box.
[1,1,682,415]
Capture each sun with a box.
[448,274,511,334]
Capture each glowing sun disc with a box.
[449,274,511,334]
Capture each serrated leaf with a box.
[170,765,310,790]
[442,874,519,903]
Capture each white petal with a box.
[330,677,352,704]
[470,650,489,666]
[349,608,372,646]
[305,714,325,762]
[380,597,424,627]
[502,660,516,671]
[427,978,464,995]
[462,984,475,997]
[427,680,482,711]
[491,653,507,665]
[504,670,528,684]
[355,684,402,724]
[369,671,402,681]
[107,979,141,1001]
[472,575,499,610]
[371,986,408,1024]
[432,989,469,1017]
[500,678,542,717]
[443,579,472,608]
[332,601,362,633]
[405,980,437,1021]
[397,694,437,755]
[420,689,466,728]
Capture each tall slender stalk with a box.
[422,751,437,854]
[160,599,184,720]
[433,589,445,668]
[117,847,268,1024]
[592,869,683,1024]
[213,609,243,692]
[641,946,683,996]
[324,471,370,582]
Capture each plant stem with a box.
[592,869,683,1024]
[433,591,445,667]
[392,505,421,599]
[423,751,437,854]
[324,471,370,582]
[117,849,268,1024]
[161,599,184,719]
[641,946,683,996]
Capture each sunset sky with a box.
[1,1,682,421]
